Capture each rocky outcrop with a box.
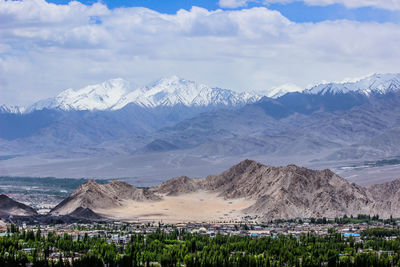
[69,207,103,221]
[0,194,37,217]
[198,160,373,219]
[50,180,160,216]
[151,176,200,196]
[367,179,400,218]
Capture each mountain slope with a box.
[152,160,400,219]
[204,160,371,219]
[113,76,261,109]
[142,81,400,159]
[187,160,371,219]
[0,194,37,217]
[27,78,131,112]
[0,105,24,114]
[50,180,160,216]
[26,76,263,112]
[53,160,400,221]
[2,73,400,175]
[68,207,104,221]
[368,179,400,218]
[306,73,400,96]
[0,76,264,154]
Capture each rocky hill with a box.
[52,160,400,220]
[0,194,37,217]
[367,179,400,218]
[163,160,374,219]
[68,207,104,221]
[151,176,200,196]
[213,160,372,219]
[50,180,160,216]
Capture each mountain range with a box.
[20,76,263,112]
[1,73,400,182]
[29,160,400,221]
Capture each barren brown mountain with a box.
[0,194,37,217]
[68,207,104,221]
[51,180,160,215]
[51,160,400,221]
[367,179,400,218]
[150,176,200,196]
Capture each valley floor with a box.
[97,191,255,223]
[4,149,399,187]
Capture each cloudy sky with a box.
[1,0,400,106]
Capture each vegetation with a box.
[266,214,397,226]
[1,225,400,266]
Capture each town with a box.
[1,214,399,266]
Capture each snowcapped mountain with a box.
[0,105,25,114]
[266,84,303,99]
[8,73,400,114]
[25,76,263,112]
[306,73,400,96]
[26,78,131,112]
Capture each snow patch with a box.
[305,73,400,96]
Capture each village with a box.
[1,216,398,243]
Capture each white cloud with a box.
[219,0,249,8]
[220,0,400,10]
[300,0,400,10]
[0,0,400,106]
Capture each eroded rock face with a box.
[0,194,37,217]
[367,179,400,218]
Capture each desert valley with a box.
[3,159,400,224]
[2,0,400,265]
[2,73,400,266]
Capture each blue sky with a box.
[46,0,400,23]
[1,0,400,106]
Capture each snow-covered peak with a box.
[266,84,303,99]
[144,76,208,106]
[0,105,25,114]
[113,76,263,109]
[27,78,131,112]
[56,78,130,110]
[27,76,264,112]
[306,73,400,96]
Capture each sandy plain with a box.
[96,191,255,223]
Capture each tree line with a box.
[1,225,400,266]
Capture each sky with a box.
[1,0,400,106]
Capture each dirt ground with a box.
[97,190,255,223]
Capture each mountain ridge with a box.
[24,76,264,112]
[305,73,400,96]
[6,73,400,114]
[2,73,400,178]
[50,160,400,221]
